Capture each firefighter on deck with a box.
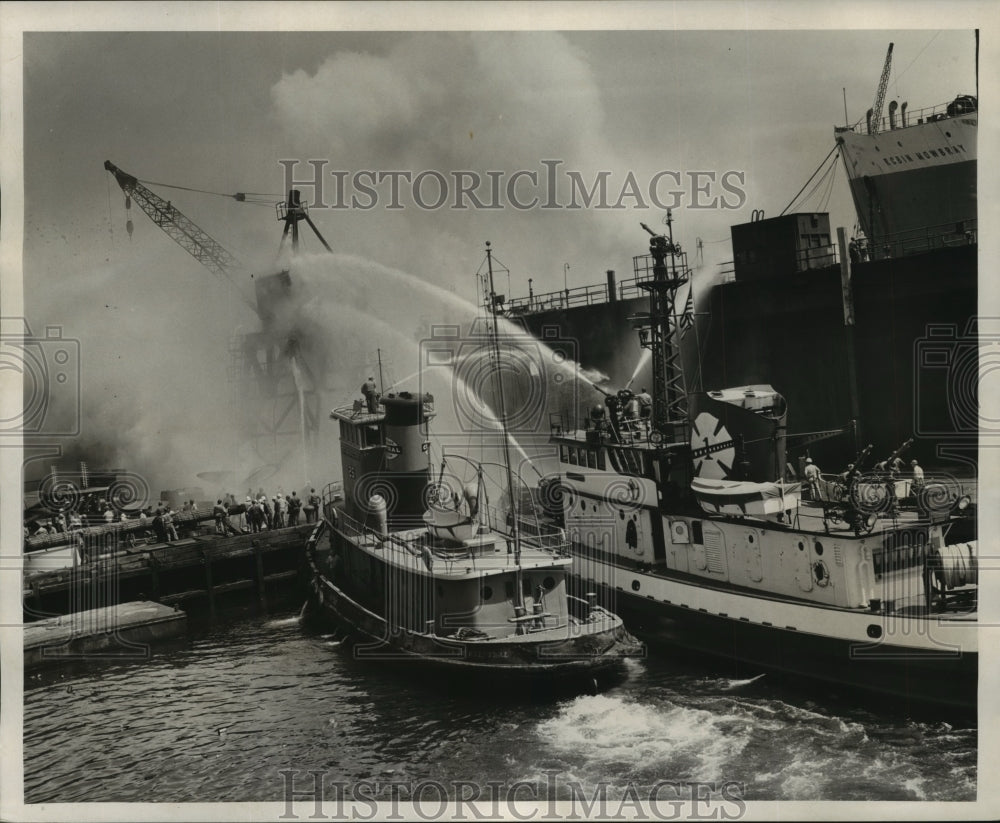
[803,457,822,500]
[361,376,380,414]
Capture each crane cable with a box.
[779,143,840,216]
[817,156,839,212]
[136,177,284,204]
[790,152,838,214]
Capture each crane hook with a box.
[124,195,134,240]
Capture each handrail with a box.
[501,275,648,314]
[842,97,977,136]
[861,218,977,261]
[333,504,569,563]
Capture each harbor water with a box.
[23,609,976,804]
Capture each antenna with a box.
[484,241,525,603]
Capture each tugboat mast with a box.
[485,242,525,606]
[636,211,691,441]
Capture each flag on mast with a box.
[680,284,695,338]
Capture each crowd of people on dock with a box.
[26,485,325,548]
[25,499,199,543]
[212,488,322,535]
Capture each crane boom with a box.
[869,42,894,136]
[104,160,242,279]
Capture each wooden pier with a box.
[23,524,315,622]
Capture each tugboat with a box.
[547,215,978,713]
[303,250,640,685]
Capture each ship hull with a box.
[837,114,976,240]
[845,160,976,241]
[306,570,639,681]
[303,522,641,685]
[706,245,978,467]
[571,565,977,716]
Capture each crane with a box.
[104,160,244,285]
[103,160,333,486]
[867,42,894,136]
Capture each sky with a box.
[2,4,991,497]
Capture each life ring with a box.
[813,560,830,587]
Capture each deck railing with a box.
[842,97,977,136]
[501,274,647,315]
[332,504,569,567]
[863,219,977,261]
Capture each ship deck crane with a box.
[867,42,894,135]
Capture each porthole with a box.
[798,541,805,551]
[543,576,556,590]
[867,624,883,639]
[814,541,824,556]
[631,580,641,592]
[748,534,755,544]
[945,131,951,138]
[483,585,493,601]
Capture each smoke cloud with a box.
[20,31,711,504]
[269,32,637,292]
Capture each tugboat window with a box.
[543,576,555,590]
[814,541,824,556]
